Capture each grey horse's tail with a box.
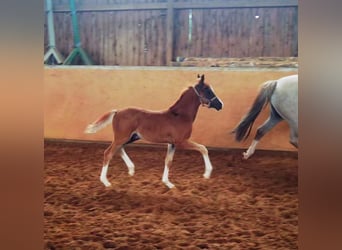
[232,80,278,141]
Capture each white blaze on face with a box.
[209,85,224,108]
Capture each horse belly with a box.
[137,116,192,144]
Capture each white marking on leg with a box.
[162,165,175,189]
[202,152,213,179]
[180,141,213,179]
[194,143,213,179]
[120,148,135,176]
[100,164,111,187]
[243,140,259,159]
[162,144,175,189]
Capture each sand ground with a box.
[44,140,298,250]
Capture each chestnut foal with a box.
[85,74,223,188]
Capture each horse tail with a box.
[84,109,117,134]
[233,80,278,141]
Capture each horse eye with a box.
[204,87,212,95]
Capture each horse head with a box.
[193,74,223,111]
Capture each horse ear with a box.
[197,74,204,82]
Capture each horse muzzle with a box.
[209,97,223,111]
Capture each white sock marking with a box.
[243,140,259,159]
[120,148,135,176]
[203,153,213,179]
[100,165,111,187]
[162,144,175,188]
[162,165,175,189]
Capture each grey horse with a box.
[233,74,298,159]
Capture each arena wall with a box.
[44,66,297,151]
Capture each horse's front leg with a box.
[162,144,176,188]
[178,140,213,179]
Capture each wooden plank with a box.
[107,11,115,65]
[166,0,174,64]
[92,12,99,64]
[124,12,130,65]
[137,10,143,66]
[152,9,159,65]
[116,11,124,65]
[202,9,211,57]
[174,0,298,9]
[190,9,197,57]
[112,11,118,66]
[157,10,166,65]
[248,8,263,57]
[53,0,298,12]
[193,9,200,57]
[144,10,152,66]
[54,2,167,12]
[142,10,148,66]
[176,9,189,58]
[103,12,110,65]
[132,9,137,66]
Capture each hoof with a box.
[242,152,250,160]
[103,182,111,187]
[101,179,112,187]
[128,170,135,176]
[203,173,211,179]
[163,182,175,189]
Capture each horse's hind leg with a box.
[243,140,259,160]
[289,127,298,148]
[120,132,140,176]
[162,144,176,188]
[120,148,135,176]
[101,142,122,187]
[243,108,282,159]
[177,140,213,179]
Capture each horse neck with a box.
[168,87,201,121]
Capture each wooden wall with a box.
[44,0,298,66]
[51,10,167,66]
[174,7,298,58]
